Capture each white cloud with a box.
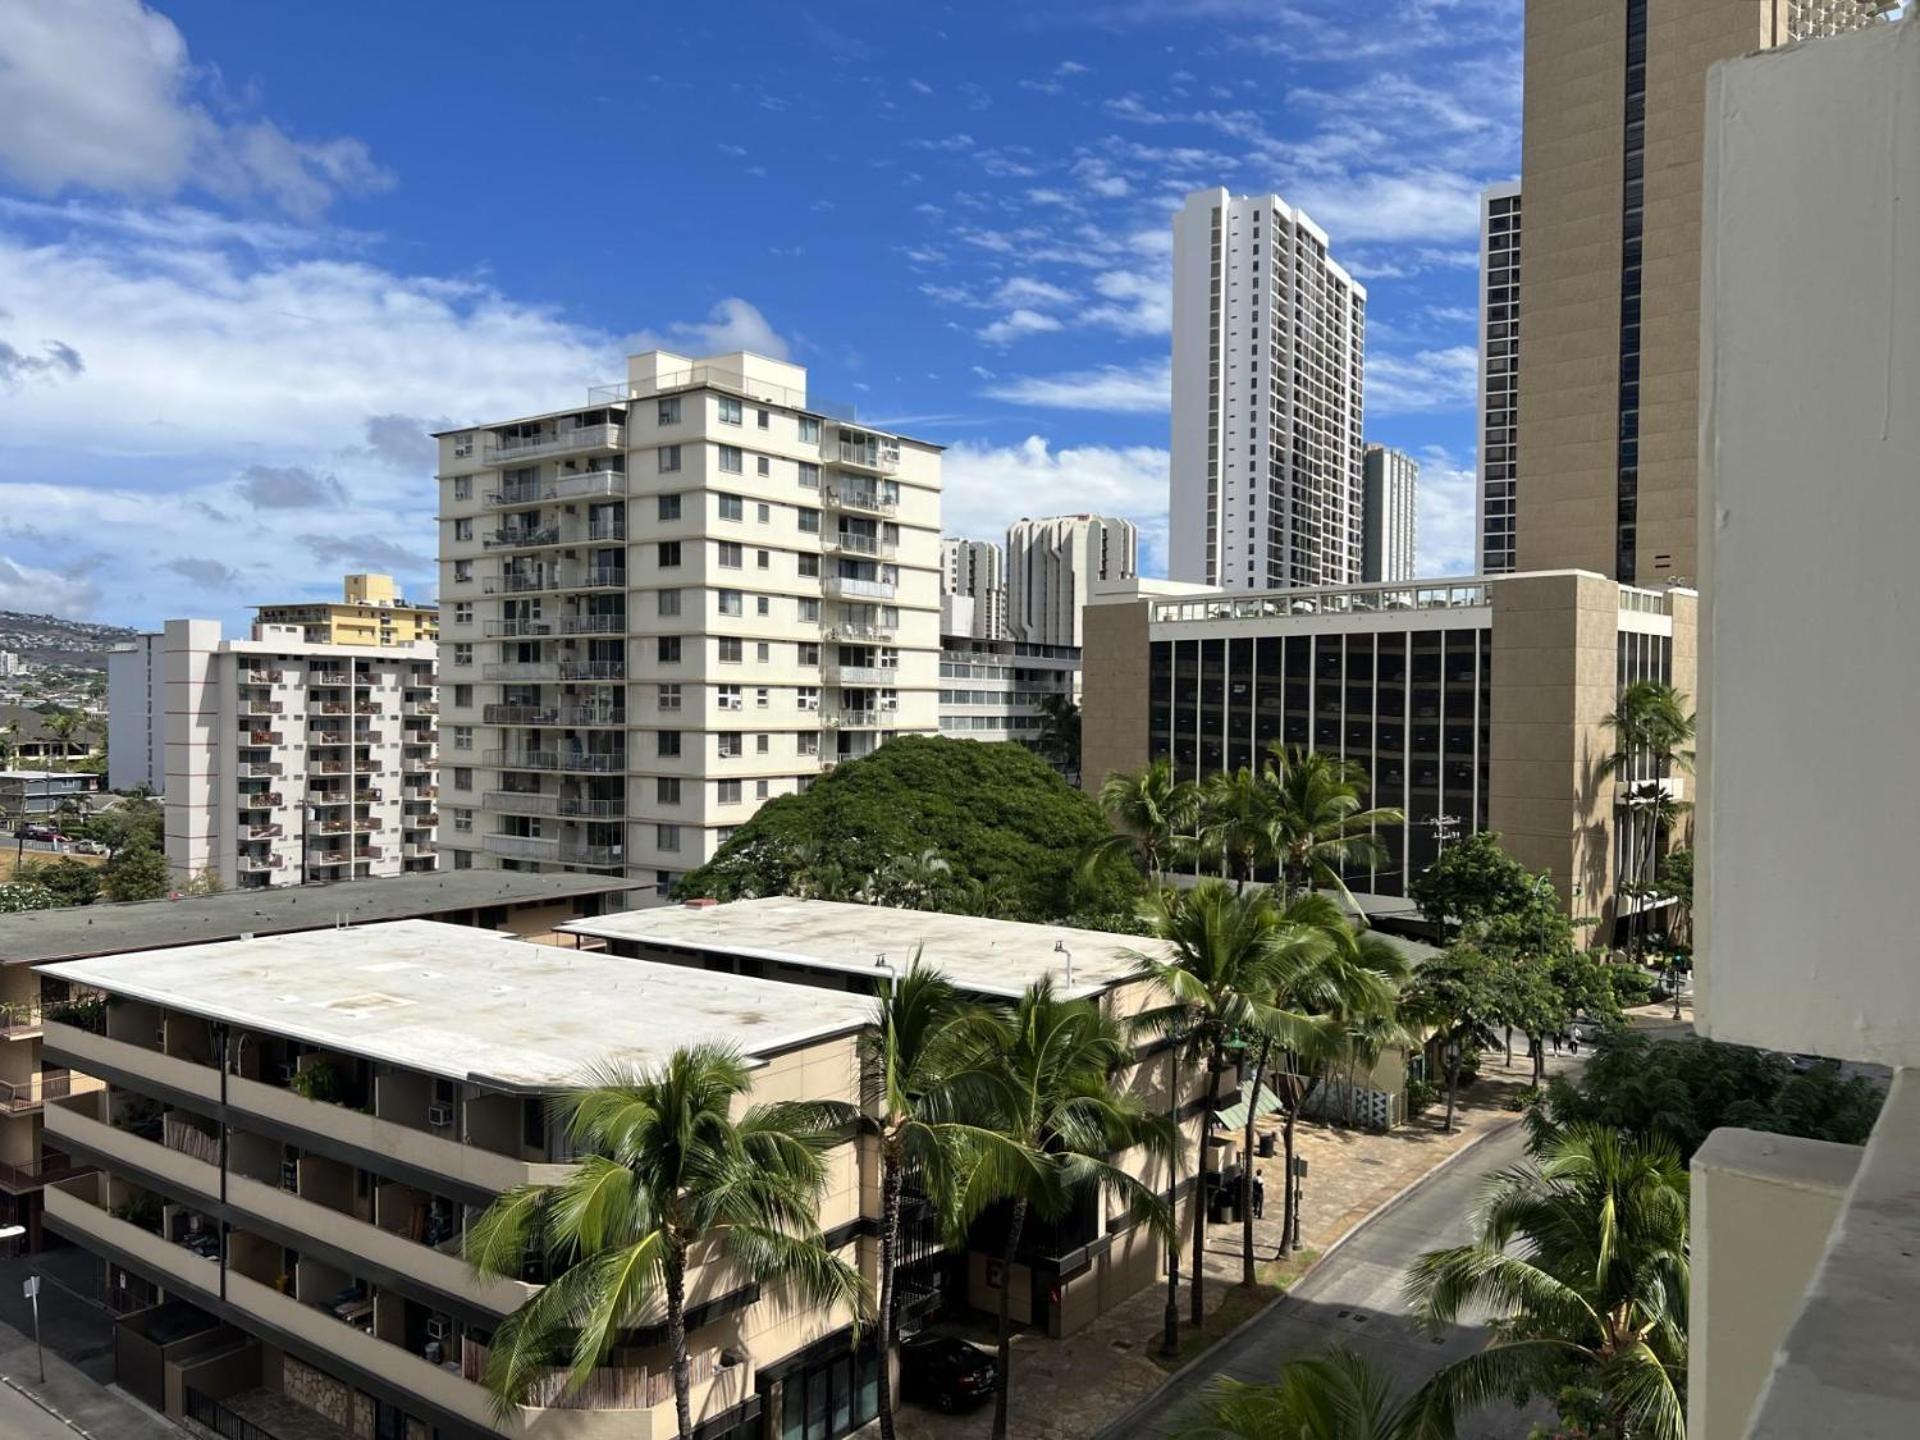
[983,360,1171,414]
[1412,444,1478,577]
[993,276,1076,308]
[0,0,392,219]
[0,555,99,616]
[1366,345,1478,414]
[939,436,1167,554]
[977,309,1064,345]
[1292,168,1484,244]
[632,297,792,361]
[1084,268,1172,336]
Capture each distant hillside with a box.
[0,612,140,669]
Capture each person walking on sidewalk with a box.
[1252,1169,1266,1219]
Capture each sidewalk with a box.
[891,1048,1571,1439]
[0,1314,182,1440]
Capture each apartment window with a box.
[452,476,471,501]
[718,779,743,804]
[452,725,473,751]
[755,734,771,756]
[453,602,473,624]
[757,502,771,523]
[755,686,770,708]
[452,643,473,666]
[717,826,737,844]
[657,636,682,663]
[718,542,744,568]
[756,408,770,429]
[799,417,821,444]
[658,494,682,522]
[798,556,820,580]
[718,733,744,759]
[453,517,472,541]
[719,637,743,663]
[659,540,681,568]
[798,685,820,710]
[658,588,682,617]
[798,462,820,488]
[718,683,743,710]
[657,824,681,852]
[657,683,682,711]
[718,446,743,474]
[453,767,473,791]
[658,445,682,473]
[718,396,743,425]
[756,779,770,800]
[797,508,821,534]
[658,397,681,424]
[756,456,771,477]
[657,730,682,758]
[656,777,681,805]
[798,731,820,757]
[799,642,820,666]
[718,493,744,522]
[654,869,673,897]
[756,642,771,663]
[453,809,473,833]
[757,549,771,570]
[453,560,473,583]
[453,849,473,870]
[717,589,744,618]
[454,684,473,707]
[756,596,770,617]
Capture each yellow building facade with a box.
[254,574,438,647]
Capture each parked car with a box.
[899,1334,997,1412]
[70,839,108,856]
[13,824,58,843]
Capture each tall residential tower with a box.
[435,351,943,896]
[1476,181,1521,575]
[939,537,1006,640]
[1360,445,1417,583]
[1005,513,1137,648]
[1170,187,1367,591]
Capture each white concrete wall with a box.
[1695,14,1919,1066]
[106,637,163,793]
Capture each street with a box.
[1106,1121,1547,1439]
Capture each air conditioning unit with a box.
[426,1103,455,1129]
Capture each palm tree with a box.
[1032,693,1081,777]
[1175,1344,1432,1440]
[1087,758,1199,887]
[43,711,86,764]
[1259,745,1404,903]
[1128,881,1298,1328]
[1600,682,1696,961]
[466,1044,870,1438]
[1198,766,1274,891]
[957,979,1171,1440]
[860,961,1004,1440]
[1406,1124,1689,1440]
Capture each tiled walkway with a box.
[888,1047,1572,1440]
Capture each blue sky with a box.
[0,0,1520,628]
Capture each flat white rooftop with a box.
[38,919,872,1091]
[561,898,1172,1001]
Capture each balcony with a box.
[835,434,901,473]
[482,792,626,819]
[826,531,896,558]
[483,660,561,682]
[484,703,559,725]
[558,660,625,683]
[244,823,283,840]
[0,1071,104,1114]
[481,833,558,862]
[401,841,435,859]
[403,698,438,717]
[490,423,625,464]
[0,1149,90,1195]
[484,524,561,549]
[826,623,896,644]
[236,852,286,874]
[242,729,285,746]
[825,664,895,685]
[238,790,282,810]
[823,575,897,601]
[238,762,282,778]
[310,670,351,686]
[481,750,625,775]
[238,668,283,686]
[484,567,627,596]
[825,483,897,515]
[822,707,899,730]
[241,701,284,717]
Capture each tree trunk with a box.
[990,1197,1028,1440]
[1444,1042,1461,1134]
[1531,1035,1544,1086]
[1161,1048,1181,1358]
[1192,1050,1224,1327]
[665,1245,692,1440]
[1504,1023,1514,1067]
[876,1152,902,1440]
[1240,1033,1273,1285]
[1278,1104,1298,1257]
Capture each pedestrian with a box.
[1569,1032,1580,1055]
[1252,1169,1266,1219]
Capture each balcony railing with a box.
[489,423,625,463]
[238,791,282,809]
[822,708,900,730]
[826,531,896,558]
[824,576,897,600]
[558,660,625,682]
[484,525,561,549]
[835,436,901,473]
[484,567,627,595]
[485,613,627,639]
[482,750,625,774]
[825,484,898,515]
[482,661,561,682]
[238,762,282,778]
[482,792,626,819]
[481,833,557,861]
[0,1073,103,1113]
[826,624,896,644]
[241,701,284,716]
[401,842,435,859]
[236,852,286,873]
[483,704,559,726]
[0,1150,92,1194]
[826,664,895,685]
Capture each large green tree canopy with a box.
[676,736,1141,924]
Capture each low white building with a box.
[108,620,438,888]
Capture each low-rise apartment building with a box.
[255,573,440,648]
[40,898,1221,1440]
[108,619,438,889]
[937,635,1080,747]
[0,871,635,1250]
[434,350,943,898]
[0,768,102,820]
[1081,570,1697,936]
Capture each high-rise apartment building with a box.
[1477,182,1521,574]
[1170,187,1367,591]
[108,620,439,888]
[435,350,942,895]
[1360,445,1417,583]
[1005,514,1138,648]
[939,537,1006,639]
[1516,0,1890,584]
[255,573,439,647]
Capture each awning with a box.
[1215,1079,1292,1132]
